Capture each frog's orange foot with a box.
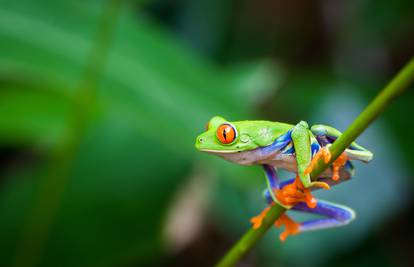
[305,147,332,175]
[275,176,318,209]
[250,206,271,229]
[275,213,300,241]
[331,152,348,181]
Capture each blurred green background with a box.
[0,0,413,266]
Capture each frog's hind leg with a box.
[250,165,282,229]
[345,148,373,163]
[288,200,355,237]
[306,125,352,181]
[263,188,354,241]
[261,175,355,241]
[311,124,373,163]
[250,166,315,229]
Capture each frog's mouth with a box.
[199,149,240,154]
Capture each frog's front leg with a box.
[285,200,355,240]
[291,121,330,190]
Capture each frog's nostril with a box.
[199,138,204,143]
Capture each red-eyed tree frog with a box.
[195,116,373,241]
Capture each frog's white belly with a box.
[216,148,297,171]
[215,148,348,178]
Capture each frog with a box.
[195,116,373,241]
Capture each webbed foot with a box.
[275,176,318,208]
[275,213,300,241]
[305,147,349,182]
[304,146,331,175]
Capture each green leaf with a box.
[0,88,70,146]
[0,1,281,266]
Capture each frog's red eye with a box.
[216,124,237,144]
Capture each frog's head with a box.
[195,116,272,156]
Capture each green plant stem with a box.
[312,58,414,176]
[215,58,414,267]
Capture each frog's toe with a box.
[303,191,318,209]
[305,147,332,175]
[310,181,331,190]
[275,176,320,209]
[250,206,271,229]
[274,213,300,241]
[331,152,348,181]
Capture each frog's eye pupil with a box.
[216,124,236,144]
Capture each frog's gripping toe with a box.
[251,210,301,241]
[250,208,301,242]
[275,213,300,241]
[311,181,331,190]
[331,152,348,181]
[305,147,332,175]
[250,206,271,229]
[306,147,349,183]
[275,176,319,209]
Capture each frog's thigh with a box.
[344,148,373,162]
[263,165,280,189]
[311,124,372,162]
[291,200,355,232]
[311,124,342,138]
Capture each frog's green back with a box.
[232,120,293,147]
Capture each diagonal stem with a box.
[215,58,414,267]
